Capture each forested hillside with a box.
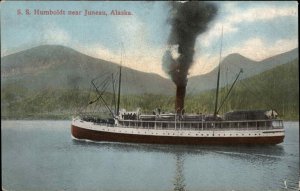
[1,59,298,120]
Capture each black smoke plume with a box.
[163,1,218,87]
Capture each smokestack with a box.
[162,1,218,114]
[176,86,186,114]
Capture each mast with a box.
[117,65,122,115]
[213,27,223,118]
[112,73,117,115]
[116,44,123,116]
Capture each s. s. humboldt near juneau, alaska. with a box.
[1,1,299,191]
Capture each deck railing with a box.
[116,119,284,131]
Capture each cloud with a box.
[74,42,168,78]
[189,37,298,76]
[226,37,298,61]
[77,44,119,62]
[112,14,149,51]
[200,3,298,47]
[42,24,71,44]
[94,14,169,77]
[189,54,219,76]
[227,6,297,23]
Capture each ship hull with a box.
[71,123,284,145]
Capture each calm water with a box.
[2,120,299,191]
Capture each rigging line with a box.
[79,80,96,114]
[198,40,219,73]
[239,80,275,109]
[91,79,114,117]
[162,90,175,111]
[239,73,273,102]
[89,76,111,104]
[91,76,110,100]
[217,69,243,114]
[239,81,270,108]
[245,73,273,93]
[214,26,223,117]
[92,73,111,91]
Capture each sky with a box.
[1,1,298,78]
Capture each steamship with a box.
[71,66,285,145]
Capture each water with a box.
[2,120,299,191]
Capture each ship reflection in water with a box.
[72,140,287,190]
[173,153,186,191]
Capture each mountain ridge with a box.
[1,45,298,95]
[187,47,298,93]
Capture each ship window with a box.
[201,134,203,136]
[207,134,209,136]
[196,134,198,136]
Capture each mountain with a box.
[1,44,298,119]
[1,45,298,96]
[1,45,175,95]
[187,48,298,93]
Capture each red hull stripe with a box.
[71,125,284,145]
